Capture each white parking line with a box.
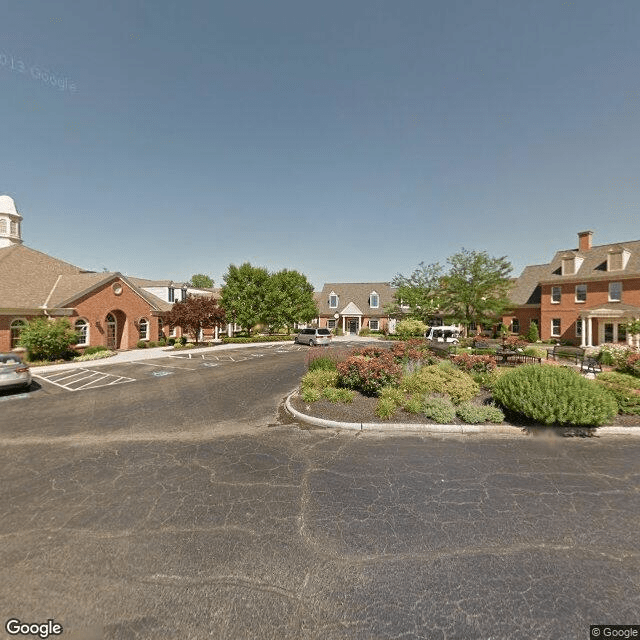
[131,361,197,370]
[34,368,135,392]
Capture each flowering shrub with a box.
[617,351,640,377]
[337,354,402,396]
[451,352,497,374]
[502,335,527,349]
[596,344,633,367]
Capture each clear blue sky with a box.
[2,0,639,289]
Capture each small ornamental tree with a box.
[526,321,539,343]
[395,319,428,339]
[166,295,226,343]
[18,317,78,361]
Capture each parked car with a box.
[426,326,460,344]
[0,353,32,391]
[294,328,332,346]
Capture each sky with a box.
[1,0,639,290]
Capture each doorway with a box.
[348,319,358,335]
[106,313,117,349]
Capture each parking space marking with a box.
[35,368,135,392]
[131,361,197,370]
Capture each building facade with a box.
[505,231,640,347]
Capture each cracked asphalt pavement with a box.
[1,347,639,639]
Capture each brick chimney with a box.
[578,230,593,252]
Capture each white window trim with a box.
[551,319,561,337]
[74,318,89,346]
[369,319,379,331]
[369,291,379,309]
[575,284,587,303]
[328,319,336,329]
[139,318,149,340]
[551,286,561,304]
[168,288,175,303]
[170,325,177,338]
[329,292,338,309]
[608,282,622,303]
[511,319,520,333]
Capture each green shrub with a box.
[83,345,108,355]
[423,396,456,423]
[403,395,423,414]
[526,322,539,343]
[493,364,617,426]
[146,341,157,348]
[137,341,148,348]
[301,387,322,402]
[302,369,339,390]
[337,354,402,396]
[595,372,640,414]
[359,327,371,336]
[18,318,79,361]
[375,396,398,419]
[74,350,117,362]
[308,356,338,372]
[396,319,428,339]
[456,402,504,424]
[400,363,479,404]
[451,352,497,373]
[167,338,176,346]
[523,346,546,358]
[322,387,355,403]
[158,338,166,346]
[179,336,188,346]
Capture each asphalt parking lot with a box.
[1,342,638,639]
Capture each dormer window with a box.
[369,291,379,308]
[168,288,175,302]
[561,254,584,276]
[607,247,630,272]
[0,219,6,234]
[329,292,338,309]
[181,287,187,301]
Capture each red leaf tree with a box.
[166,295,226,343]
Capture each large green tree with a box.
[189,274,214,288]
[262,269,318,334]
[441,249,513,335]
[18,317,79,361]
[220,263,270,335]
[388,261,444,324]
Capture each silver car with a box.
[294,328,332,346]
[0,353,32,391]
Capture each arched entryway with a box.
[105,310,126,349]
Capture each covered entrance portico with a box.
[579,303,640,348]
[340,302,363,335]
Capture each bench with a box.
[546,344,585,364]
[580,356,602,375]
[502,353,542,366]
[428,342,458,356]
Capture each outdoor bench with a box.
[428,342,458,356]
[546,344,585,364]
[502,353,542,366]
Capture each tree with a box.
[262,269,318,334]
[389,262,444,324]
[18,317,79,361]
[526,320,539,343]
[220,263,270,335]
[166,295,226,343]
[395,319,428,339]
[441,249,513,336]
[189,274,214,288]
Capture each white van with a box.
[426,326,460,344]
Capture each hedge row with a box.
[221,335,294,344]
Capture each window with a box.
[181,288,187,301]
[468,322,477,332]
[551,286,561,303]
[576,319,582,338]
[10,221,18,235]
[329,293,338,308]
[139,318,149,340]
[609,282,622,302]
[369,292,379,308]
[551,319,561,337]
[511,318,520,333]
[575,284,587,303]
[369,319,379,331]
[618,324,627,342]
[168,288,175,302]
[10,319,27,349]
[74,319,89,346]
[0,219,6,234]
[170,325,177,337]
[328,319,336,329]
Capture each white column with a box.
[215,326,219,340]
[587,317,593,347]
[342,316,346,334]
[613,323,618,344]
[227,323,233,337]
[580,318,586,348]
[357,317,360,334]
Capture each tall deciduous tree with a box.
[189,274,214,288]
[388,262,444,324]
[441,249,513,335]
[220,263,270,335]
[262,269,318,334]
[166,295,226,342]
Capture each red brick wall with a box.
[502,308,541,338]
[540,278,640,344]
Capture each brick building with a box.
[504,231,640,347]
[0,196,199,352]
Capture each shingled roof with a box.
[316,282,396,316]
[508,264,547,306]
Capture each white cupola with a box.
[0,196,23,248]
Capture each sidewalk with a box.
[31,334,373,374]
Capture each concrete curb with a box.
[284,390,640,437]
